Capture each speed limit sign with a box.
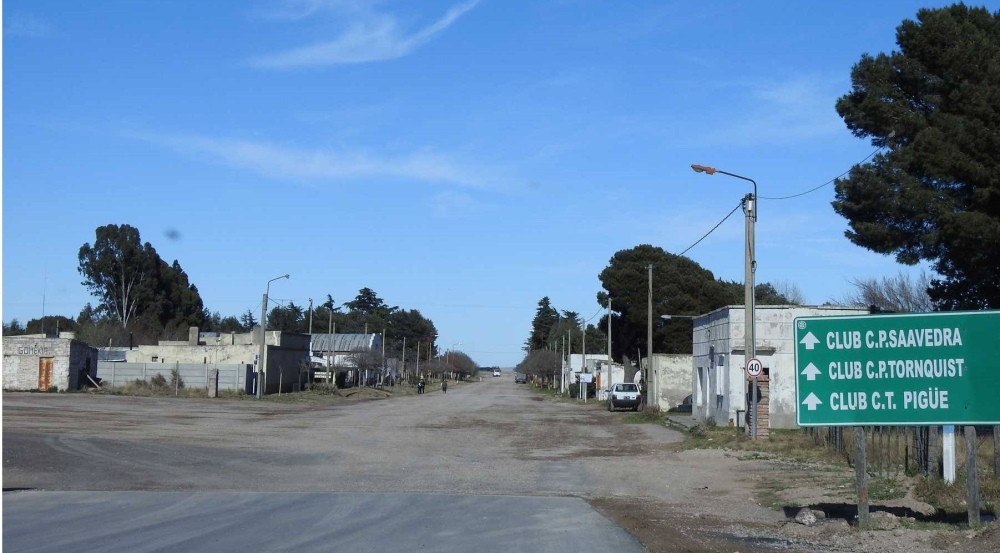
[746,358,763,378]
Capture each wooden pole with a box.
[994,426,999,477]
[966,426,980,527]
[854,426,869,528]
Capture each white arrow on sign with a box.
[801,363,821,381]
[802,393,823,411]
[800,332,820,350]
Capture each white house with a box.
[563,353,625,399]
[644,354,694,412]
[691,305,869,433]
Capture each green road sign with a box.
[794,311,1000,426]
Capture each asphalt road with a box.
[2,376,765,552]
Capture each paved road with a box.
[3,377,775,552]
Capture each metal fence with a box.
[805,425,1000,479]
[97,362,252,392]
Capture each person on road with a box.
[418,378,425,394]
[441,380,448,394]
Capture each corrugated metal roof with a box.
[98,349,128,362]
[309,333,380,352]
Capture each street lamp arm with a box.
[691,164,757,220]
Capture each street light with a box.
[660,314,696,320]
[258,273,290,399]
[692,163,759,440]
[448,342,461,379]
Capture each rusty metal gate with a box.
[37,357,53,389]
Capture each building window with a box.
[151,356,158,362]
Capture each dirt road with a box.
[3,378,989,552]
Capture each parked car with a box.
[493,369,502,377]
[514,372,526,384]
[608,382,642,411]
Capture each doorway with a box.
[38,358,54,390]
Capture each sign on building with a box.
[794,311,1000,426]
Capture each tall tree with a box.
[78,224,153,327]
[833,4,1000,309]
[78,224,205,337]
[526,297,559,351]
[597,245,729,357]
[596,244,792,357]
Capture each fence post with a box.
[112,363,116,388]
[967,426,980,527]
[855,426,869,528]
[994,426,999,477]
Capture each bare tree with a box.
[837,271,933,313]
[772,280,806,305]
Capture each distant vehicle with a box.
[492,369,501,377]
[514,373,526,384]
[608,382,642,411]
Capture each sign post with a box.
[794,311,1000,427]
[795,311,1000,528]
[746,358,763,440]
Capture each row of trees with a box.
[1,224,473,369]
[525,244,800,361]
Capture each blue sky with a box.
[3,0,973,367]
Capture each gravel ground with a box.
[3,379,998,552]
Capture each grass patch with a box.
[621,406,665,424]
[868,477,906,501]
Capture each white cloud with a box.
[251,0,479,68]
[138,132,497,188]
[4,14,53,38]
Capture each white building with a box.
[3,333,98,391]
[563,354,625,399]
[691,305,869,433]
[645,354,694,412]
[308,333,381,369]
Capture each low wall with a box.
[97,362,252,392]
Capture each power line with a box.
[759,146,883,201]
[677,201,744,257]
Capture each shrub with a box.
[169,368,184,389]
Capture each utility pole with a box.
[582,321,587,399]
[647,264,653,409]
[607,297,612,399]
[561,335,566,394]
[691,164,758,440]
[744,191,758,440]
[402,337,406,380]
[308,298,313,335]
[259,292,267,399]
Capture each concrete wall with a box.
[97,362,252,392]
[692,305,869,429]
[121,329,310,395]
[3,336,97,391]
[649,354,693,412]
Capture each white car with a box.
[608,382,642,411]
[492,369,501,377]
